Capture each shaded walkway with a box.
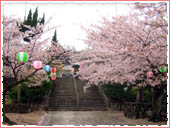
[41,111,134,126]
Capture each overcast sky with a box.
[2,1,132,51]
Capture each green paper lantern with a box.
[159,65,168,73]
[17,52,29,63]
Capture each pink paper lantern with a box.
[146,71,153,78]
[33,60,42,70]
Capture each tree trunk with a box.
[3,91,17,125]
[135,87,146,118]
[149,86,165,122]
[136,87,144,103]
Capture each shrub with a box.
[143,87,152,103]
[102,82,137,102]
[9,80,53,104]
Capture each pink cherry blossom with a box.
[3,16,70,89]
[71,3,167,87]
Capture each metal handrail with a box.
[72,74,79,107]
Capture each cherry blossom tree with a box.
[71,3,167,121]
[3,16,70,124]
[134,2,167,34]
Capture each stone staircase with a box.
[48,76,107,111]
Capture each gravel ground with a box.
[41,110,167,126]
[3,111,46,126]
[2,110,167,126]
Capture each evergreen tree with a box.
[25,9,32,25]
[20,9,32,32]
[40,13,45,24]
[19,7,45,42]
[52,30,58,43]
[31,7,38,27]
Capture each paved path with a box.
[41,111,135,126]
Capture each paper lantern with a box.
[50,72,56,80]
[33,60,42,70]
[51,67,56,73]
[124,87,128,92]
[161,76,168,81]
[159,65,168,73]
[146,71,153,78]
[50,72,56,77]
[17,52,29,63]
[114,80,119,83]
[51,76,56,80]
[43,65,51,72]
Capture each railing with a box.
[123,102,151,118]
[46,81,54,107]
[72,74,79,107]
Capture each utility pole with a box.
[24,2,27,20]
[115,2,118,17]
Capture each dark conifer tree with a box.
[52,30,58,43]
[40,13,45,24]
[31,7,38,27]
[25,9,32,25]
[19,7,45,42]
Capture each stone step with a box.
[49,99,106,102]
[50,93,76,96]
[50,96,76,98]
[52,91,101,93]
[48,108,107,111]
[49,96,104,99]
[49,98,105,101]
[51,94,102,97]
[48,107,107,110]
[49,107,107,110]
[48,77,107,111]
[49,102,106,105]
[49,103,106,107]
[49,105,107,107]
[49,102,106,104]
[49,104,106,107]
[49,103,106,106]
[50,95,104,98]
[53,89,74,91]
[50,99,105,101]
[52,91,75,93]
